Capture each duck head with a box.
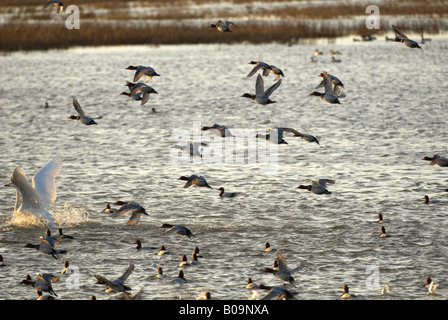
[241,93,255,100]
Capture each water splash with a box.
[6,203,89,228]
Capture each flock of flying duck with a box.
[3,3,445,300]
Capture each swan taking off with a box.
[5,155,64,226]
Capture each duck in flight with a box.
[298,179,335,195]
[242,74,282,105]
[69,99,102,125]
[392,25,422,49]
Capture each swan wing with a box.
[32,155,64,207]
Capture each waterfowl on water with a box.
[392,25,422,49]
[160,223,195,238]
[242,74,282,105]
[94,263,134,293]
[340,284,354,299]
[310,72,346,104]
[246,278,258,289]
[193,247,203,258]
[189,253,200,265]
[423,195,440,204]
[196,291,211,300]
[210,20,236,32]
[110,202,149,226]
[298,179,335,195]
[69,99,103,125]
[264,241,276,252]
[156,267,167,279]
[44,0,63,13]
[264,252,303,286]
[57,228,74,240]
[247,61,272,78]
[5,155,63,226]
[377,213,384,223]
[179,255,190,268]
[331,56,341,63]
[380,226,389,238]
[179,175,212,188]
[0,255,6,267]
[422,154,448,167]
[314,49,323,56]
[126,65,160,83]
[425,277,438,295]
[218,187,236,198]
[201,124,235,137]
[157,246,170,255]
[134,239,155,250]
[172,142,208,158]
[172,270,187,284]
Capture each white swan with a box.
[5,155,63,226]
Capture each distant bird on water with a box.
[210,20,236,32]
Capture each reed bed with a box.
[1,0,447,52]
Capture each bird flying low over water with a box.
[315,72,344,96]
[298,179,335,195]
[160,224,195,238]
[392,25,422,49]
[172,141,208,158]
[310,72,345,104]
[109,201,148,226]
[247,61,272,78]
[242,74,282,105]
[179,175,212,188]
[125,65,160,82]
[127,81,158,101]
[422,154,448,167]
[263,252,303,286]
[69,99,103,125]
[44,0,63,13]
[256,127,301,145]
[210,20,236,32]
[201,124,235,137]
[95,263,135,293]
[5,155,63,226]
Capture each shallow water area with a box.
[0,38,448,300]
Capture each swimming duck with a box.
[310,57,317,63]
[392,25,422,49]
[242,74,282,105]
[44,0,63,13]
[37,290,56,300]
[422,154,448,167]
[201,124,235,137]
[179,175,212,188]
[57,228,74,240]
[0,255,6,267]
[264,242,276,252]
[160,223,195,238]
[246,61,272,78]
[61,261,70,274]
[134,239,155,250]
[189,253,200,265]
[110,201,149,226]
[258,283,297,300]
[298,179,335,195]
[156,267,167,279]
[377,213,384,223]
[157,246,170,255]
[172,270,186,284]
[172,142,208,158]
[246,278,258,289]
[24,238,60,260]
[329,50,342,55]
[331,56,341,63]
[314,49,323,56]
[424,195,440,204]
[315,72,344,96]
[193,247,203,258]
[340,284,353,299]
[196,291,211,300]
[69,99,102,125]
[179,255,190,268]
[219,187,236,198]
[381,285,390,294]
[426,277,438,295]
[311,72,346,104]
[380,226,388,238]
[210,20,236,32]
[94,263,134,293]
[126,65,160,83]
[264,253,303,286]
[263,259,279,273]
[5,155,63,226]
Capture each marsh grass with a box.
[1,0,447,52]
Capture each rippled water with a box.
[1,38,448,301]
